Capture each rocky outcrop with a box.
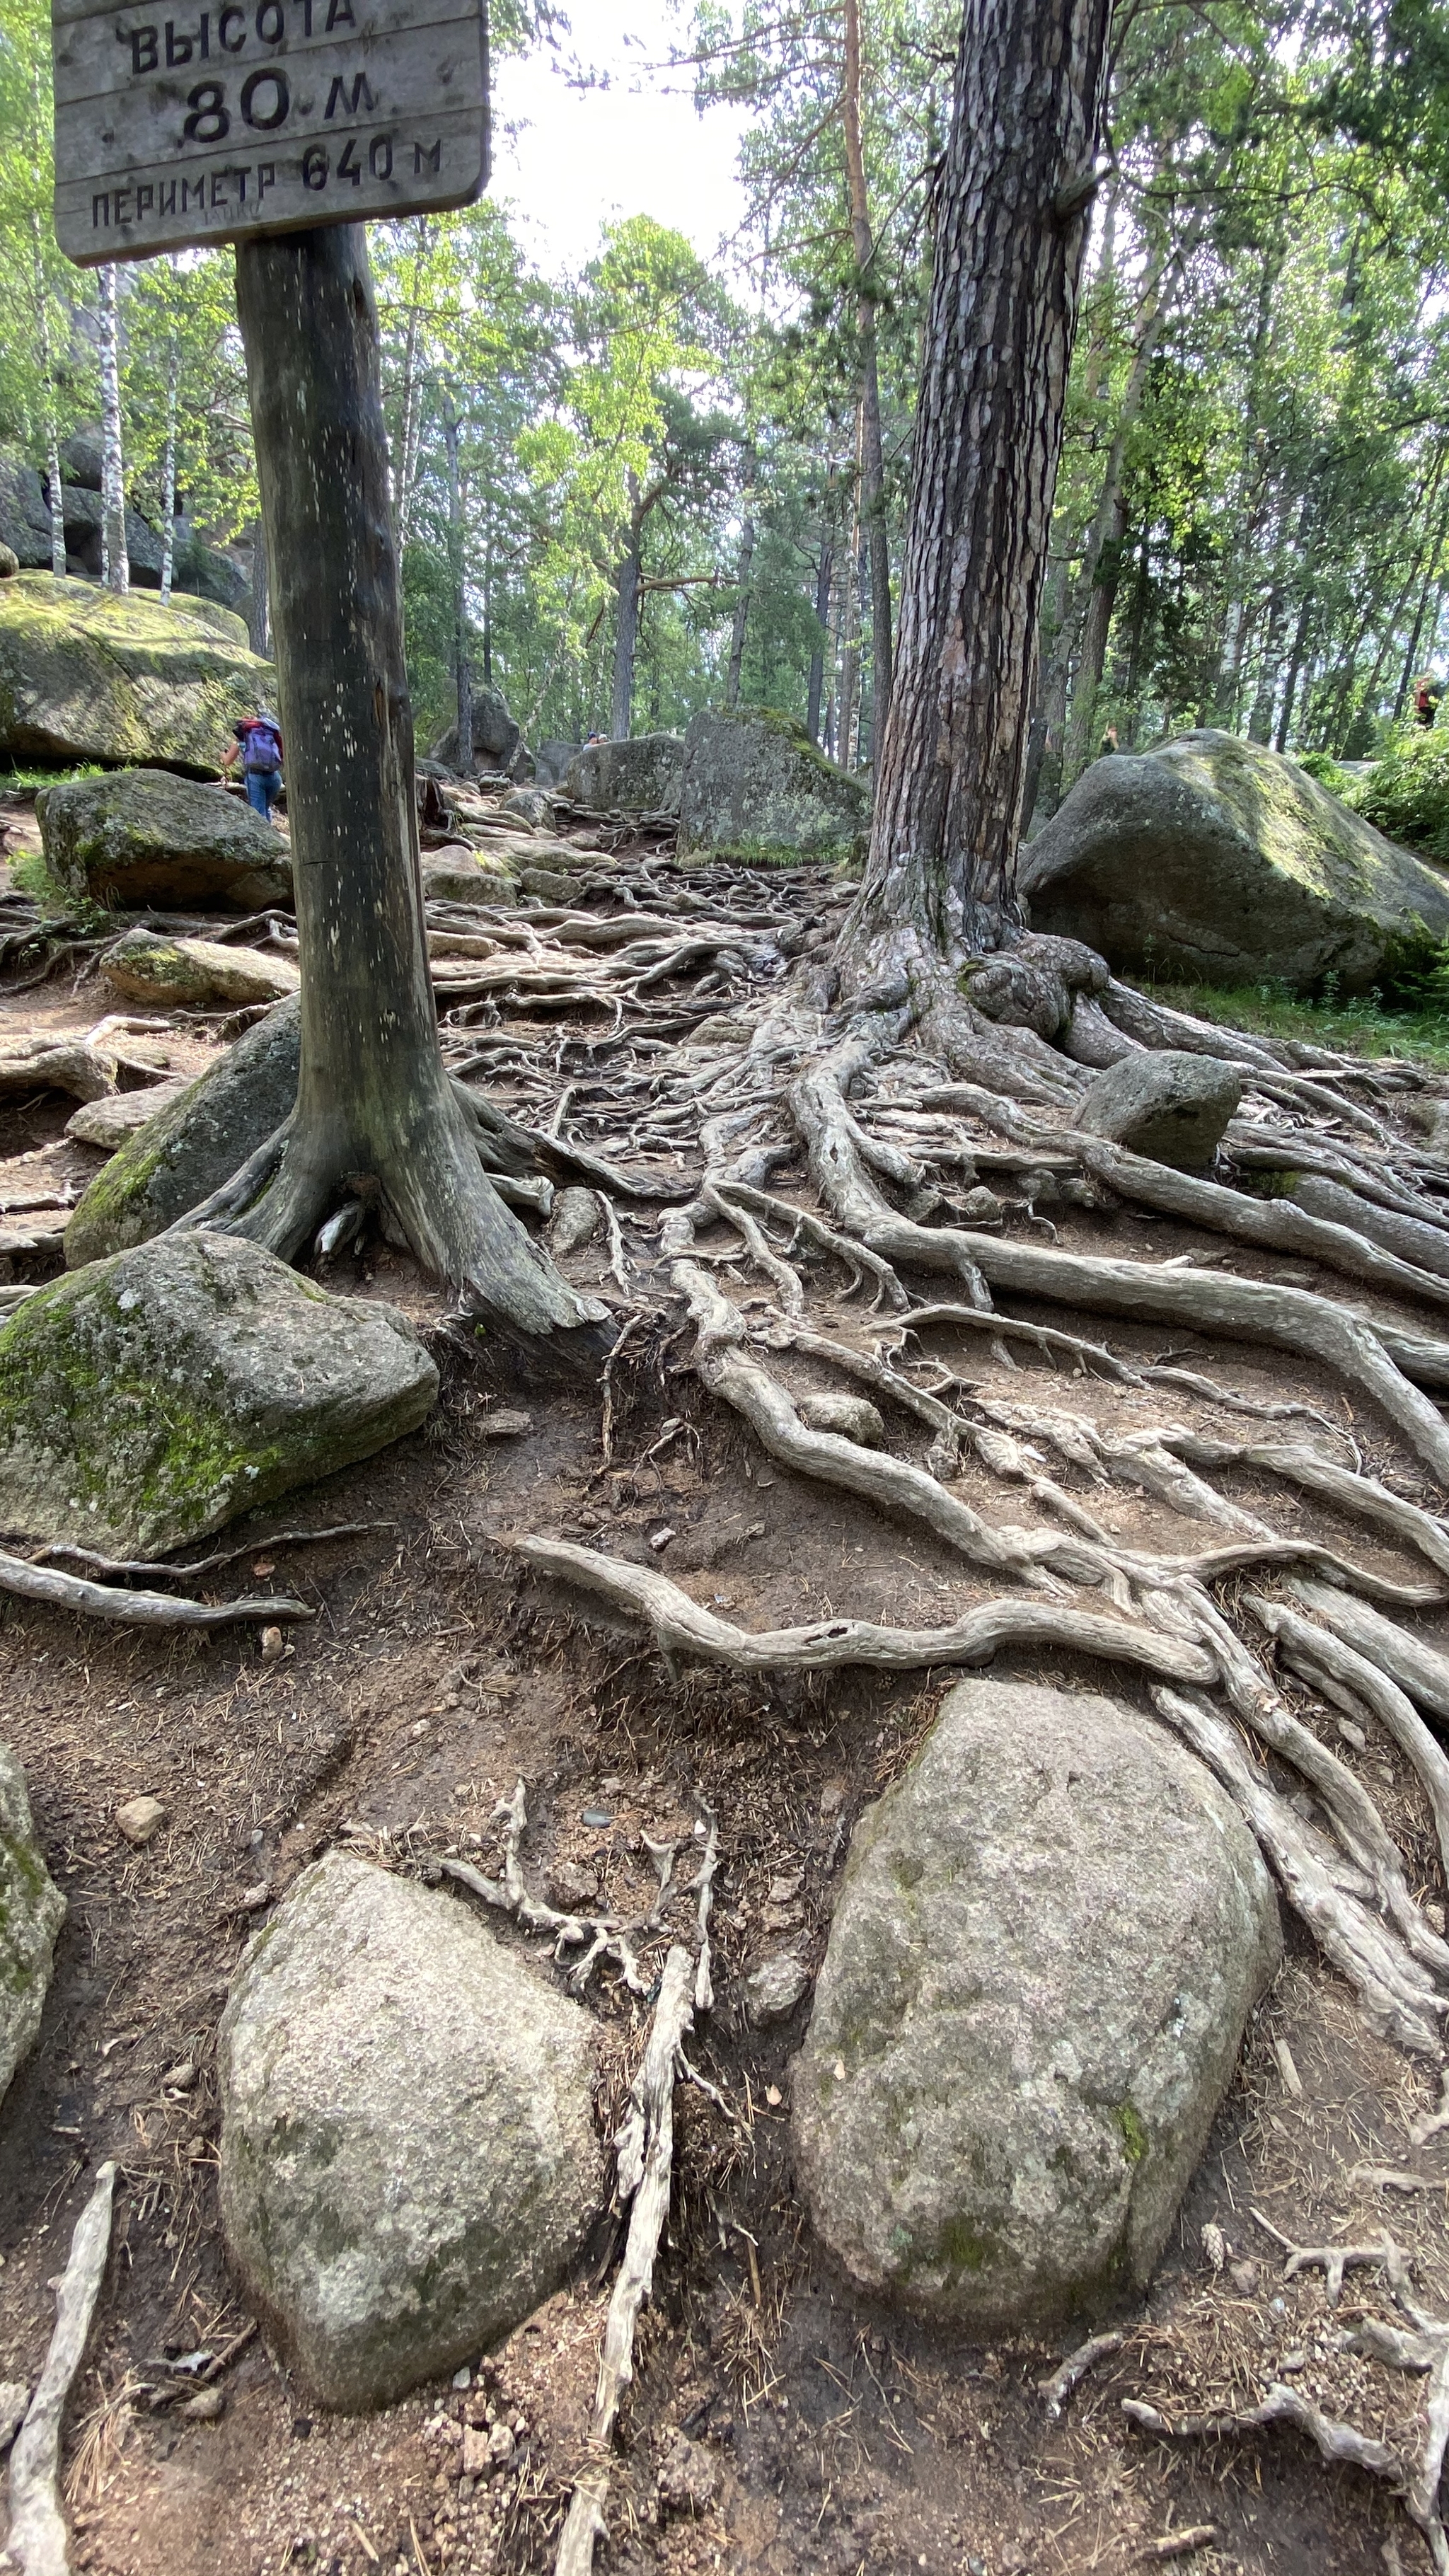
[679,709,867,864]
[1,1745,65,2113]
[218,1850,601,2408]
[58,487,166,588]
[565,734,683,814]
[0,457,55,571]
[65,1082,189,1150]
[422,848,519,906]
[535,740,580,787]
[40,768,291,911]
[1073,1049,1242,1169]
[430,687,522,775]
[1021,729,1449,993]
[0,574,275,774]
[99,927,299,1009]
[0,1231,437,1554]
[65,998,301,1266]
[793,1677,1280,2328]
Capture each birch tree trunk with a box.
[158,346,179,605]
[843,0,892,766]
[842,0,1112,970]
[98,265,129,596]
[231,224,606,1365]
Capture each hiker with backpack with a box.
[222,710,285,817]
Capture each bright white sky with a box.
[493,0,754,282]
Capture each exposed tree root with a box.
[6,2160,116,2576]
[0,1552,313,1630]
[512,1535,1218,1683]
[1287,1582,1449,1728]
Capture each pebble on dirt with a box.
[792,1677,1281,2328]
[0,1745,65,2113]
[1073,1047,1243,1171]
[115,1791,168,1846]
[744,1949,812,2026]
[217,1849,604,2409]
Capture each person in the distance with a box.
[222,709,285,817]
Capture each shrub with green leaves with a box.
[1348,736,1449,862]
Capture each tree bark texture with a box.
[158,345,179,606]
[233,225,604,1361]
[845,0,1112,964]
[98,264,129,595]
[444,405,474,771]
[807,474,836,743]
[725,446,758,708]
[611,473,647,738]
[843,0,893,765]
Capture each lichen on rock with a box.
[0,1743,65,2114]
[0,572,275,773]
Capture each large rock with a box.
[171,530,250,616]
[99,926,299,1009]
[58,487,166,589]
[218,1850,601,2408]
[1021,728,1449,994]
[1073,1049,1242,1169]
[65,998,300,1266]
[39,768,291,911]
[0,456,55,572]
[1,1745,65,2113]
[793,1679,1280,2329]
[0,572,275,774]
[430,687,521,773]
[679,709,868,863]
[535,739,580,786]
[58,427,104,490]
[0,1231,437,1555]
[422,848,518,907]
[65,1082,190,1150]
[565,733,683,814]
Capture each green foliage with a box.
[1153,975,1449,1068]
[1348,736,1449,860]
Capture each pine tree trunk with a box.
[444,406,473,770]
[806,473,836,744]
[843,0,892,766]
[725,447,758,708]
[232,224,604,1363]
[611,529,642,740]
[843,0,1112,966]
[98,265,129,596]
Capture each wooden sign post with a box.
[49,1,606,1362]
[52,0,487,261]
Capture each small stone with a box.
[461,2426,490,2478]
[548,1188,599,1258]
[649,1526,676,1552]
[1073,1049,1242,1172]
[117,1794,168,1847]
[744,1952,810,2028]
[656,2432,718,2517]
[1230,2260,1261,2294]
[1336,1716,1367,1751]
[451,2366,472,2390]
[479,1408,532,1440]
[0,2381,29,2454]
[260,1627,285,1665]
[797,1391,886,1447]
[819,1781,844,1820]
[161,2059,197,2091]
[180,2386,225,2422]
[487,2422,515,2466]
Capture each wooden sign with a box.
[52,0,488,263]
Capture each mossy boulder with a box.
[218,1849,603,2408]
[99,927,299,1009]
[0,1230,437,1555]
[0,455,55,572]
[793,1677,1280,2329]
[565,733,683,814]
[0,571,275,773]
[1020,727,1449,993]
[1,1743,65,2114]
[66,998,300,1267]
[679,707,868,864]
[40,766,291,911]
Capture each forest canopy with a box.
[5,0,1449,802]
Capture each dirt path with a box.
[1,790,1446,2576]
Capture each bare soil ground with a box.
[1,785,1446,2576]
